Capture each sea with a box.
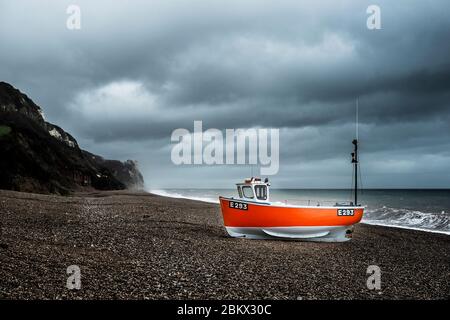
[149,188,450,235]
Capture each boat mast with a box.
[352,139,358,206]
[352,99,359,206]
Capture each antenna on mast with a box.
[356,98,359,140]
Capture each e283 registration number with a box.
[337,209,355,216]
[229,201,248,210]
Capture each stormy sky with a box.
[1,0,450,189]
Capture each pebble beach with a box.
[0,190,448,300]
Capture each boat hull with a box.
[219,197,364,242]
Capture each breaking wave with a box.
[149,189,220,204]
[362,206,450,235]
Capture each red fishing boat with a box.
[219,140,364,242]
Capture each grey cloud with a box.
[1,0,450,187]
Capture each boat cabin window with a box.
[242,186,254,199]
[255,185,267,200]
[237,186,243,198]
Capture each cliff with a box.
[0,81,144,195]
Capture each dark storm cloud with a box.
[1,0,450,187]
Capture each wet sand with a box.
[0,190,448,300]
